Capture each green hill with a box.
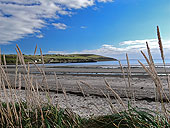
[1,54,117,64]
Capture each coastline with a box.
[3,64,170,117]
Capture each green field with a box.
[1,54,117,64]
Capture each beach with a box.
[4,64,170,117]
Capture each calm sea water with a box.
[44,59,170,67]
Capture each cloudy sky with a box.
[0,0,170,59]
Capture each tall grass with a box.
[82,26,170,127]
[0,45,83,128]
[0,26,169,128]
[82,104,169,128]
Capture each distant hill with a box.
[1,54,117,64]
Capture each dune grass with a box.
[81,104,170,128]
[0,102,83,128]
[0,26,169,128]
[0,102,168,128]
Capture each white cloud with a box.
[48,39,170,59]
[81,39,170,59]
[97,0,113,3]
[54,0,94,9]
[0,0,113,44]
[52,23,67,30]
[36,34,43,38]
[80,26,87,29]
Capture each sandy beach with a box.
[3,64,170,117]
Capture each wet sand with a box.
[3,65,170,117]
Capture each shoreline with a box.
[2,64,170,117]
[5,65,170,98]
[5,64,170,77]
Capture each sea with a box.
[44,59,170,68]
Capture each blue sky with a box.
[1,0,170,59]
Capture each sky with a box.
[0,0,170,59]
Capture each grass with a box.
[0,102,169,128]
[0,26,169,127]
[1,54,115,65]
[0,102,83,128]
[81,104,170,128]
